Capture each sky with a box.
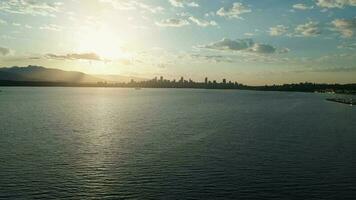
[0,0,356,85]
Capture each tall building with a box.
[160,76,163,82]
[180,77,184,83]
[205,77,208,84]
[223,79,226,84]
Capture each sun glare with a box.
[76,26,129,61]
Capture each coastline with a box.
[0,80,356,94]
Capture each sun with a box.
[75,26,129,60]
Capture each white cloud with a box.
[249,43,276,54]
[332,18,356,38]
[169,0,199,8]
[0,0,62,16]
[137,3,164,13]
[278,48,291,54]
[338,42,356,49]
[268,25,288,36]
[0,19,7,25]
[156,18,190,27]
[100,0,164,13]
[39,24,63,31]
[217,2,251,19]
[244,32,255,36]
[293,3,314,10]
[188,16,217,27]
[294,21,321,37]
[99,0,136,10]
[315,0,356,8]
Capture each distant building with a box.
[223,79,226,84]
[180,77,184,83]
[205,77,208,84]
[160,76,163,82]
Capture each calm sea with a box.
[0,87,355,199]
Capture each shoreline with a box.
[0,80,355,95]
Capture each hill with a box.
[0,65,146,83]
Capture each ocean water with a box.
[0,87,355,199]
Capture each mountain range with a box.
[0,65,147,83]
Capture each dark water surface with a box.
[0,87,355,199]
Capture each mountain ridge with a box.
[0,65,146,83]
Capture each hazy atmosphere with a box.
[1,1,356,199]
[1,0,356,85]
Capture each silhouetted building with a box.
[205,77,208,84]
[223,79,226,84]
[180,77,184,83]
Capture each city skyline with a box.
[0,0,356,85]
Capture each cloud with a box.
[156,18,190,27]
[0,46,11,56]
[45,53,102,61]
[100,0,164,13]
[39,24,63,31]
[217,2,251,19]
[136,3,164,13]
[294,21,321,37]
[169,0,199,7]
[99,0,136,10]
[293,3,314,10]
[197,38,285,54]
[0,19,7,25]
[189,54,233,63]
[338,42,356,49]
[332,18,356,38]
[199,38,254,51]
[311,66,356,72]
[188,16,217,27]
[249,43,276,54]
[175,13,218,27]
[0,0,62,16]
[279,48,291,54]
[315,0,356,8]
[268,25,288,36]
[244,32,255,36]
